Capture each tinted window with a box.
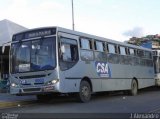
[137,50,144,57]
[81,50,94,61]
[145,51,152,59]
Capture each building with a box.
[128,34,160,49]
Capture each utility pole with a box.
[71,0,75,30]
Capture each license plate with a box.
[35,78,44,84]
[20,80,28,84]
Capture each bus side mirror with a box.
[61,45,65,54]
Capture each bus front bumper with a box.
[10,85,58,95]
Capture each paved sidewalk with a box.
[0,93,37,109]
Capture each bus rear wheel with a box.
[77,80,91,103]
[130,79,138,96]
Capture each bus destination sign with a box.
[28,30,51,38]
[12,28,56,41]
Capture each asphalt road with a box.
[1,87,160,118]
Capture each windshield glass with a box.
[11,37,56,73]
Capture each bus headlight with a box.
[51,79,59,84]
[11,83,18,87]
[47,79,59,85]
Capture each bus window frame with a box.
[119,46,127,56]
[80,37,93,50]
[137,49,144,58]
[94,40,105,52]
[59,36,79,71]
[107,43,118,54]
[94,40,107,61]
[128,48,136,56]
[79,37,94,61]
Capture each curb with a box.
[0,100,37,109]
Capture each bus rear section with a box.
[153,50,160,86]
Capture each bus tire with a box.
[77,80,91,103]
[130,79,138,96]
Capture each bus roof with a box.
[57,27,152,52]
[13,26,152,52]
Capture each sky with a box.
[0,0,160,42]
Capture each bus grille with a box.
[19,75,46,79]
[23,88,41,92]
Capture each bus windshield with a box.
[11,37,56,73]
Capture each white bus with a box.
[153,50,160,86]
[9,27,155,102]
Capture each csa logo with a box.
[95,62,111,78]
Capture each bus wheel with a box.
[77,80,91,103]
[130,79,138,96]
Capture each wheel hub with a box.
[82,86,89,97]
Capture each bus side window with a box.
[108,44,116,54]
[107,43,119,64]
[80,38,94,61]
[145,51,152,59]
[59,37,78,70]
[119,46,127,55]
[94,40,106,61]
[80,38,92,50]
[128,48,135,56]
[137,50,144,57]
[94,41,105,52]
